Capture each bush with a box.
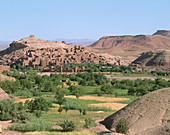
[60,120,76,132]
[84,118,92,128]
[25,97,51,113]
[33,110,43,118]
[94,88,104,96]
[116,118,129,134]
[68,85,83,98]
[100,84,115,94]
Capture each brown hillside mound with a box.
[89,30,170,57]
[101,88,170,135]
[132,50,170,71]
[0,88,10,100]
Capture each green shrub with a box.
[84,118,92,128]
[82,109,87,115]
[58,106,63,113]
[94,88,104,96]
[60,120,76,132]
[116,118,129,133]
[25,97,51,113]
[33,110,43,118]
[100,84,115,94]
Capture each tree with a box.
[68,86,83,98]
[66,80,71,86]
[94,88,104,96]
[26,97,51,113]
[55,89,66,107]
[100,84,115,94]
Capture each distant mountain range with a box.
[0,41,11,50]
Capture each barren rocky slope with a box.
[101,88,170,135]
[89,30,170,57]
[132,50,170,70]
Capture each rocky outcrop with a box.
[153,30,170,38]
[101,88,170,135]
[131,50,170,70]
[10,35,68,49]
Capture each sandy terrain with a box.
[15,98,33,103]
[65,95,129,102]
[89,103,127,111]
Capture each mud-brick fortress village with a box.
[0,35,110,73]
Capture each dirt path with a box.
[105,75,170,81]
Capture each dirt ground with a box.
[15,98,33,103]
[65,95,129,102]
[89,103,127,111]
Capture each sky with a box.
[0,0,170,41]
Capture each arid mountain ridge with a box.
[89,30,170,57]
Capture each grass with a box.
[9,118,52,132]
[77,86,99,95]
[65,97,105,104]
[42,107,113,128]
[105,89,139,104]
[8,82,140,134]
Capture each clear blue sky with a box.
[0,0,170,41]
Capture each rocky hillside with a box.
[0,35,112,69]
[132,50,170,70]
[101,88,170,135]
[89,30,170,57]
[153,30,170,38]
